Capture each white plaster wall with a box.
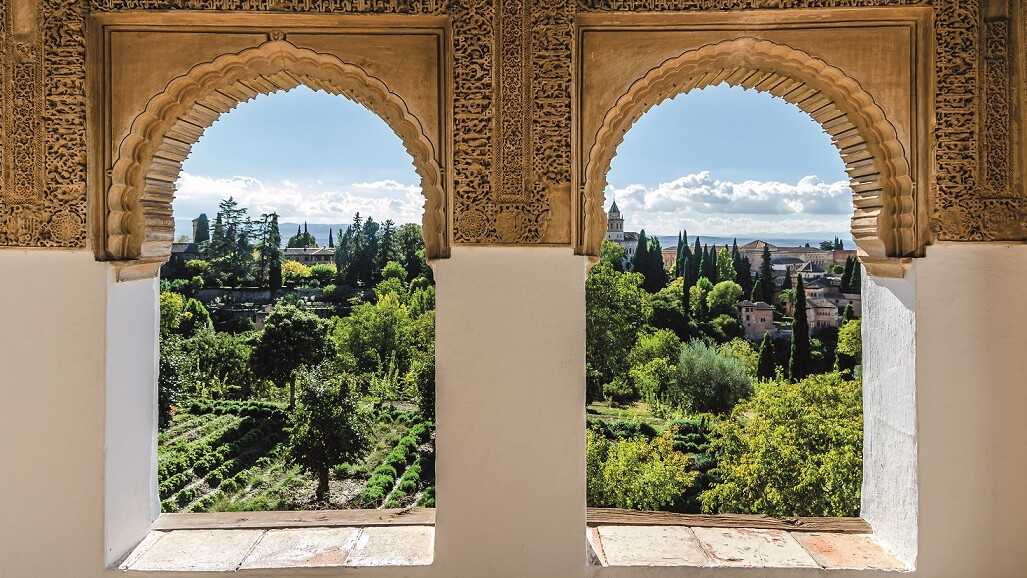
[3,245,1027,577]
[104,275,160,566]
[434,247,588,577]
[0,251,109,576]
[861,265,918,565]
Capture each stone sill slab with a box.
[587,525,907,570]
[119,526,434,571]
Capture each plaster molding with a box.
[581,37,918,277]
[102,38,448,279]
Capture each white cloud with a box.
[607,172,853,235]
[173,172,424,224]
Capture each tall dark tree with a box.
[328,228,334,248]
[782,268,793,291]
[734,255,753,298]
[789,275,813,381]
[632,229,650,275]
[840,256,855,291]
[751,273,765,303]
[268,214,283,295]
[842,303,855,322]
[848,262,862,294]
[193,213,210,244]
[642,236,668,292]
[287,222,318,248]
[680,261,692,338]
[757,331,776,380]
[704,245,717,281]
[256,212,282,287]
[203,197,255,286]
[758,244,775,304]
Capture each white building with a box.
[605,201,638,266]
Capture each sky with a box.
[174,84,852,239]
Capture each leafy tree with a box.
[194,213,209,244]
[757,332,776,380]
[203,197,256,286]
[394,223,429,281]
[716,247,735,282]
[287,222,318,248]
[789,275,813,380]
[600,240,626,272]
[281,260,310,286]
[717,338,758,377]
[671,340,751,414]
[710,314,744,341]
[649,277,686,338]
[586,428,695,510]
[289,367,367,501]
[701,372,862,517]
[409,352,435,420]
[256,213,283,288]
[333,292,414,381]
[835,319,862,374]
[157,336,188,428]
[585,262,652,402]
[184,329,254,399]
[819,240,835,250]
[252,302,332,407]
[707,280,743,317]
[159,291,186,338]
[179,298,212,337]
[308,263,337,287]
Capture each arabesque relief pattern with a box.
[0,0,1022,252]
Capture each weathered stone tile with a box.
[794,532,906,570]
[345,526,434,566]
[587,527,608,566]
[117,531,167,570]
[597,525,709,567]
[239,527,360,569]
[125,529,265,572]
[692,527,819,568]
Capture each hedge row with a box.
[356,418,433,508]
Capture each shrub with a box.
[701,372,863,517]
[671,340,751,415]
[397,479,418,494]
[586,428,695,511]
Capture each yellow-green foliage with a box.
[586,428,696,511]
[160,291,186,338]
[701,372,863,517]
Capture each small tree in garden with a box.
[289,367,367,502]
[757,332,776,380]
[252,302,332,408]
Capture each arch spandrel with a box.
[101,39,448,281]
[579,37,922,279]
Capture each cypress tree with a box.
[782,267,793,290]
[681,260,693,338]
[632,229,649,275]
[789,274,813,381]
[328,228,334,248]
[757,332,776,380]
[842,303,855,322]
[751,273,764,303]
[268,215,283,295]
[194,213,210,244]
[848,262,862,293]
[735,255,753,298]
[644,236,667,292]
[841,256,854,290]
[703,244,717,281]
[759,244,774,303]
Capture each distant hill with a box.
[174,218,350,247]
[654,234,853,251]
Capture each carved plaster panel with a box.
[0,1,1023,258]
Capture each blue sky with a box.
[175,84,852,238]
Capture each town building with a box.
[283,247,335,265]
[737,300,775,339]
[807,297,840,331]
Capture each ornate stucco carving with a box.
[103,39,447,279]
[580,37,917,276]
[0,1,1023,257]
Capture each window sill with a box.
[117,509,435,572]
[586,510,905,571]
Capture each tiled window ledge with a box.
[587,524,906,570]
